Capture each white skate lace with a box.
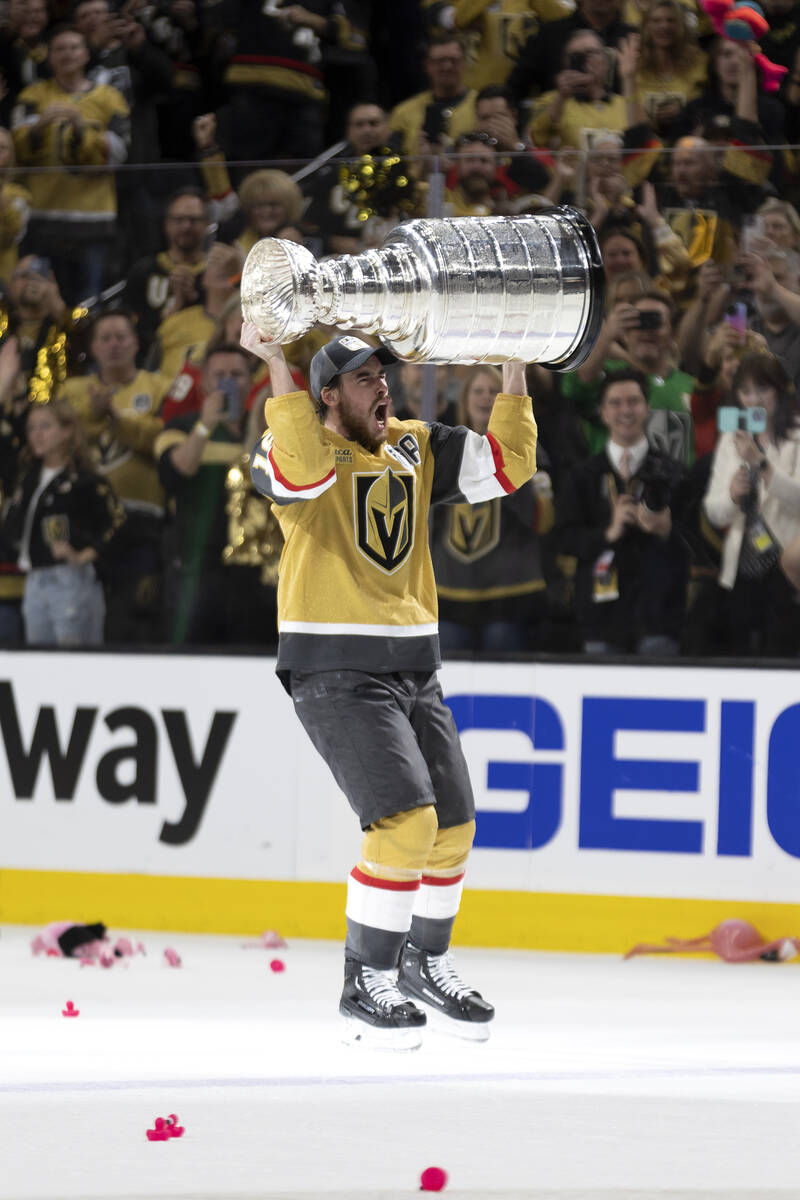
[361,966,409,1010]
[427,952,473,1000]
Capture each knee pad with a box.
[425,819,476,877]
[360,805,438,881]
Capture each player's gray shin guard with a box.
[339,958,427,1050]
[397,941,494,1041]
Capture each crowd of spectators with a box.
[2,0,800,659]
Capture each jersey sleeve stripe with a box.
[486,432,515,494]
[455,428,511,503]
[268,448,336,497]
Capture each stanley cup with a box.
[241,207,605,369]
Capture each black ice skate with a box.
[340,958,427,1050]
[398,942,494,1041]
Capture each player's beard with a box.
[338,394,387,454]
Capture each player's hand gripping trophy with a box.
[240,208,604,367]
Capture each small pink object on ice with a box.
[62,1000,79,1018]
[624,918,800,963]
[146,1114,185,1141]
[241,930,288,950]
[420,1166,448,1191]
[165,1114,185,1137]
[269,958,286,973]
[260,930,287,948]
[163,948,182,968]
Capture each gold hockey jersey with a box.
[250,388,537,678]
[11,79,129,233]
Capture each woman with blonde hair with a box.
[635,0,707,134]
[430,364,554,653]
[193,112,305,254]
[233,170,304,254]
[3,398,124,645]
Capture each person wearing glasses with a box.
[389,36,477,162]
[123,188,210,356]
[529,29,644,150]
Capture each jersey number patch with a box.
[354,468,415,574]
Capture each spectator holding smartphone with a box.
[562,288,696,461]
[389,36,477,161]
[689,322,768,458]
[529,29,641,150]
[508,0,635,100]
[155,341,265,645]
[153,241,242,381]
[701,352,800,653]
[633,0,707,137]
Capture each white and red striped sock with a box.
[409,872,465,955]
[344,866,420,968]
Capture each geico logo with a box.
[0,681,236,846]
[445,693,800,860]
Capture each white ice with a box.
[1,924,799,1200]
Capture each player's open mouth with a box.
[375,402,388,428]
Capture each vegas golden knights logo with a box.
[447,500,500,563]
[354,468,414,573]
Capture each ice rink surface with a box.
[1,923,799,1200]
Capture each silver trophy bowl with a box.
[241,208,604,369]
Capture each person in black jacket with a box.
[3,397,125,645]
[556,366,687,654]
[507,0,634,103]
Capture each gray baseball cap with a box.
[309,335,396,401]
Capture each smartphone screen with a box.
[724,301,748,339]
[637,310,662,330]
[220,376,241,422]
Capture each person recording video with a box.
[155,342,264,646]
[562,288,696,463]
[702,352,800,654]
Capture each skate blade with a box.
[415,1002,491,1043]
[340,1015,424,1051]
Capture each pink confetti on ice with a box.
[241,930,288,950]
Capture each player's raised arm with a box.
[242,321,336,505]
[240,320,297,396]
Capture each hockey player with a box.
[242,320,537,1048]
